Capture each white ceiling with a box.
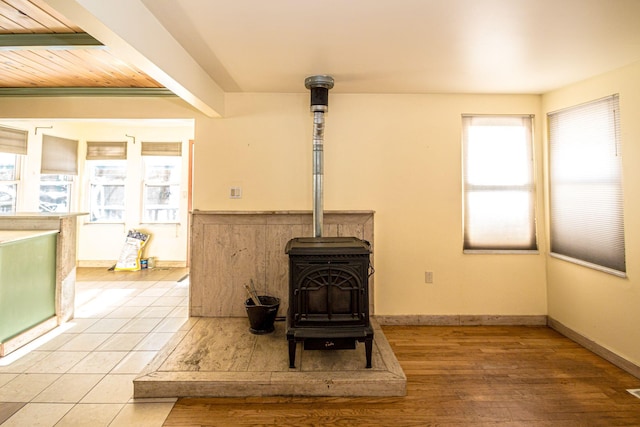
[140,0,640,95]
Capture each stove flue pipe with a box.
[305,75,334,238]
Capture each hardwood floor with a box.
[163,325,640,426]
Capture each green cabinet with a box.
[0,232,57,343]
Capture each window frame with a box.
[548,94,626,276]
[39,174,74,213]
[140,152,182,224]
[462,114,538,253]
[0,152,21,213]
[86,159,127,223]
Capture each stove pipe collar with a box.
[305,75,334,112]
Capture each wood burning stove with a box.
[286,237,373,368]
[286,76,374,368]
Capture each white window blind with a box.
[462,115,537,251]
[41,134,78,175]
[141,142,182,156]
[86,141,127,160]
[548,94,625,274]
[0,126,28,155]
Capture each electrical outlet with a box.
[425,271,433,283]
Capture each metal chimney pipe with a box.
[305,75,334,238]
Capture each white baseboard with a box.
[547,317,640,380]
[375,314,547,326]
[77,260,115,268]
[77,260,187,268]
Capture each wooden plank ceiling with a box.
[0,0,163,89]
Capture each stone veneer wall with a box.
[189,211,374,317]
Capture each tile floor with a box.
[0,267,189,426]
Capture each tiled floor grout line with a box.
[0,268,188,426]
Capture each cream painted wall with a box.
[193,92,547,316]
[542,61,640,366]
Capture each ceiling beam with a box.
[43,0,225,117]
[0,88,175,97]
[0,33,103,50]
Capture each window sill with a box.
[85,221,125,225]
[464,249,540,255]
[549,252,627,278]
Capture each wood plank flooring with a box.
[163,325,640,426]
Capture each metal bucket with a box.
[244,296,280,334]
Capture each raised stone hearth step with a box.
[133,317,405,398]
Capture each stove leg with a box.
[288,340,296,368]
[365,337,372,368]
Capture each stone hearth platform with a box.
[133,317,406,398]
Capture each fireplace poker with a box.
[244,281,262,306]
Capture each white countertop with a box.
[0,229,59,245]
[0,212,88,219]
[191,210,375,215]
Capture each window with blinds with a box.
[86,141,127,160]
[86,142,128,222]
[39,135,79,213]
[462,115,537,251]
[141,142,182,157]
[141,142,182,223]
[87,160,127,223]
[41,135,78,175]
[548,95,625,275]
[0,126,26,212]
[0,126,28,155]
